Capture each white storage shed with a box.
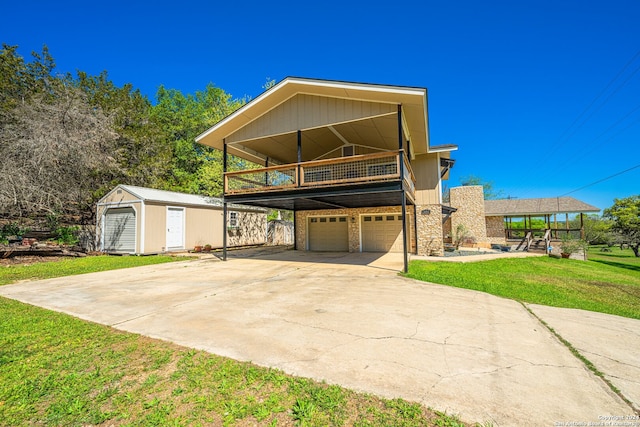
[96,185,267,254]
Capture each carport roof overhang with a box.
[223,181,413,211]
[196,77,441,163]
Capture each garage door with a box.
[361,214,404,252]
[308,216,348,251]
[104,207,136,253]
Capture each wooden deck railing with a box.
[224,151,415,196]
[505,227,584,240]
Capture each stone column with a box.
[449,186,488,248]
[416,204,445,256]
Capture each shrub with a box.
[560,235,588,255]
[0,222,30,244]
[54,226,80,245]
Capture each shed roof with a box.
[102,185,265,212]
[484,197,600,216]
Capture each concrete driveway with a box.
[1,250,637,426]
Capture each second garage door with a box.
[361,214,404,252]
[308,216,348,251]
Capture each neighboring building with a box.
[96,185,266,254]
[195,77,458,271]
[444,185,600,253]
[484,196,600,253]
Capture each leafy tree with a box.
[0,45,170,224]
[570,214,613,245]
[267,209,293,221]
[263,77,276,90]
[603,196,640,257]
[0,43,252,226]
[76,71,172,189]
[0,43,55,113]
[150,84,247,196]
[459,175,504,200]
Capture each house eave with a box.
[196,77,432,159]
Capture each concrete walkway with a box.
[0,251,637,426]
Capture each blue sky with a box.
[3,0,639,212]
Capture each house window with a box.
[228,211,239,228]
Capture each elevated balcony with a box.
[223,151,416,211]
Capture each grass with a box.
[405,246,640,320]
[587,245,640,269]
[0,254,474,426]
[0,297,474,426]
[0,254,181,286]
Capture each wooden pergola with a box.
[485,197,600,252]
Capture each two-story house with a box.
[196,77,457,271]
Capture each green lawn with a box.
[587,245,640,268]
[406,247,640,320]
[0,255,472,426]
[0,255,181,286]
[0,298,469,427]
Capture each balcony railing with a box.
[224,151,415,196]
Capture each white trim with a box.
[288,78,426,96]
[428,144,459,153]
[140,202,146,254]
[95,203,100,252]
[97,199,143,208]
[437,153,443,205]
[165,206,186,251]
[101,204,138,254]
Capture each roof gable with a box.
[226,93,397,144]
[196,77,445,164]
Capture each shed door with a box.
[308,216,348,251]
[166,207,185,250]
[361,214,403,252]
[104,207,136,253]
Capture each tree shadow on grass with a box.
[590,259,640,274]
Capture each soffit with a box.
[236,115,401,164]
[196,77,431,162]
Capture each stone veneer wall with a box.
[416,204,445,256]
[295,206,416,253]
[227,210,267,247]
[485,216,506,245]
[449,186,489,248]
